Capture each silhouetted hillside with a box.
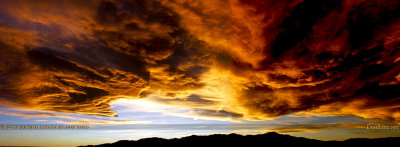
[79,132,400,146]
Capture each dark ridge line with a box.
[79,132,400,146]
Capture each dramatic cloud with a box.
[0,0,399,124]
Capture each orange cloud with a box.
[0,0,399,124]
[0,110,74,119]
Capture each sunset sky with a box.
[0,0,399,146]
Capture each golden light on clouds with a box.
[0,0,399,125]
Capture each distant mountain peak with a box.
[80,132,400,147]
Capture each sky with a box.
[0,0,399,146]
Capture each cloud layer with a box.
[0,0,399,122]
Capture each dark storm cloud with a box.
[0,0,399,123]
[230,0,400,121]
[268,0,342,58]
[0,0,209,116]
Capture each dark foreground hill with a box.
[79,132,400,147]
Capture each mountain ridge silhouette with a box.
[79,132,400,146]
